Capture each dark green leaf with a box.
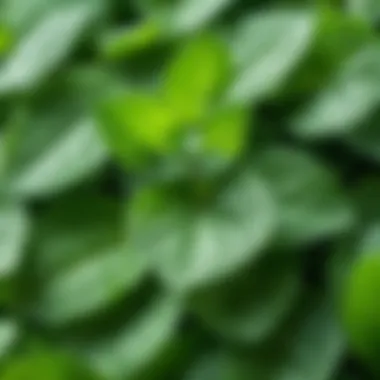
[256,146,355,246]
[129,170,276,292]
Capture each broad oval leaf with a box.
[33,193,147,325]
[0,3,98,94]
[293,43,380,138]
[129,170,277,292]
[255,146,355,246]
[3,100,108,199]
[228,10,315,104]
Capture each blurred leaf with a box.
[0,319,19,360]
[342,231,380,374]
[187,298,344,380]
[2,347,96,380]
[189,256,301,343]
[163,34,230,122]
[346,119,380,162]
[348,0,380,23]
[256,146,355,246]
[0,201,29,278]
[0,3,98,94]
[33,193,147,325]
[135,0,235,35]
[201,106,249,159]
[293,43,380,138]
[3,99,108,199]
[129,170,276,292]
[100,21,161,60]
[288,10,372,95]
[228,10,315,104]
[99,93,178,167]
[81,296,181,380]
[352,178,380,223]
[269,296,345,380]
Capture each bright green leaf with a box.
[164,34,230,122]
[342,242,380,374]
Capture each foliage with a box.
[0,0,379,379]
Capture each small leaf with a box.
[202,106,249,158]
[99,93,178,167]
[342,243,380,374]
[0,201,30,278]
[129,170,276,292]
[163,34,230,122]
[0,319,19,360]
[135,0,234,35]
[228,10,315,104]
[167,0,235,35]
[100,21,161,60]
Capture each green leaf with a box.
[270,297,345,380]
[100,21,161,60]
[168,0,235,35]
[342,237,380,374]
[0,3,98,94]
[163,34,230,122]
[80,296,181,380]
[0,319,19,360]
[287,10,372,96]
[99,93,178,167]
[348,0,380,23]
[201,106,248,158]
[345,119,380,162]
[129,170,276,292]
[228,10,315,104]
[33,193,147,325]
[135,0,234,35]
[189,256,301,343]
[3,101,107,199]
[187,299,345,380]
[352,178,380,223]
[0,201,30,278]
[293,43,380,138]
[256,146,355,246]
[2,347,96,380]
